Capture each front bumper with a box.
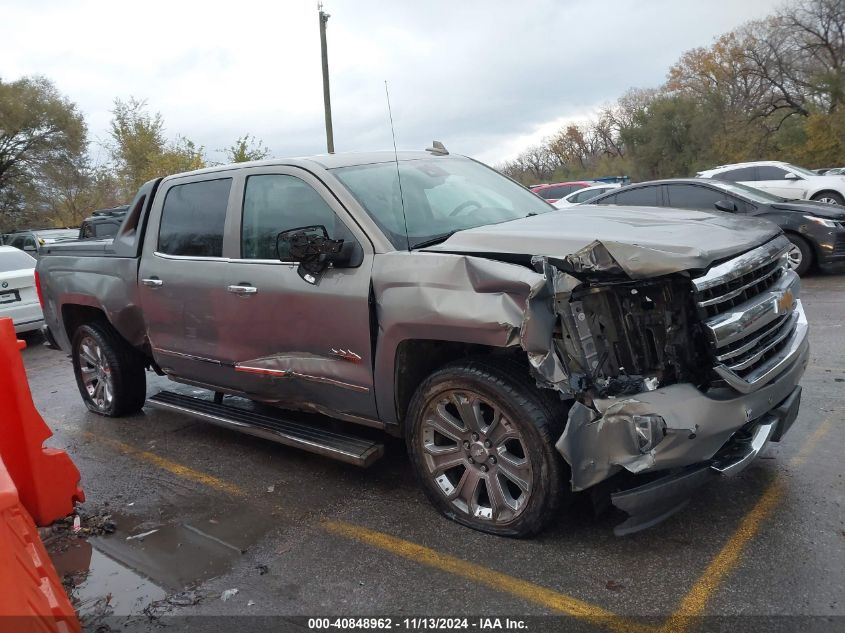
[610,385,801,535]
[556,300,808,533]
[557,313,808,492]
[815,227,845,269]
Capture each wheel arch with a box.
[809,189,844,203]
[781,229,817,269]
[389,339,523,431]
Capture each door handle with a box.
[227,284,258,295]
[142,278,163,288]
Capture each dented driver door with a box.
[223,166,379,422]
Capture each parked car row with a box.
[529,181,593,203]
[542,159,845,276]
[584,178,845,275]
[1,228,78,257]
[552,183,621,207]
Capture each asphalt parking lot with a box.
[22,274,845,633]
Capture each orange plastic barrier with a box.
[0,454,82,632]
[0,318,84,526]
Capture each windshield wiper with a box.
[410,230,459,250]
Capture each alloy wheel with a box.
[816,196,839,204]
[78,336,114,410]
[420,390,533,523]
[786,245,803,271]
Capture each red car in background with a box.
[530,181,593,203]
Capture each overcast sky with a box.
[2,0,783,165]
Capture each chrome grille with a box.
[692,235,806,393]
[695,258,784,318]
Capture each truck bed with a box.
[40,238,121,258]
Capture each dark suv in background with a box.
[79,205,129,239]
[587,178,845,275]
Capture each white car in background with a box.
[697,161,845,205]
[553,183,622,208]
[0,246,43,335]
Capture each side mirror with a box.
[784,172,800,180]
[276,225,358,285]
[23,244,36,252]
[714,199,738,213]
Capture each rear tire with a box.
[406,356,570,537]
[71,322,147,417]
[785,234,813,276]
[810,191,844,206]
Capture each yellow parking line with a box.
[77,400,839,632]
[81,431,245,497]
[323,520,655,633]
[661,407,841,633]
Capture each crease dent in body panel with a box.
[521,256,582,392]
[372,251,583,392]
[556,399,656,491]
[234,351,370,392]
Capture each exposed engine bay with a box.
[556,275,711,399]
[522,253,712,402]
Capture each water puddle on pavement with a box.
[48,501,276,616]
[51,540,166,617]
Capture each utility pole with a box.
[318,3,334,154]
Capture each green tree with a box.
[0,76,86,227]
[109,98,205,196]
[224,135,271,163]
[34,154,122,228]
[621,95,715,179]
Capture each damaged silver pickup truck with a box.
[36,148,808,536]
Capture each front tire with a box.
[71,322,147,417]
[406,357,569,537]
[785,234,813,276]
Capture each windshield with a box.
[0,249,36,272]
[709,180,787,204]
[332,157,553,249]
[784,163,817,178]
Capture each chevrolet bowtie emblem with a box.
[775,290,795,314]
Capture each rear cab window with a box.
[158,178,233,257]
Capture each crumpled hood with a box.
[424,205,782,278]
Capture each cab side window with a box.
[665,185,725,210]
[158,178,232,257]
[241,174,355,260]
[613,186,659,206]
[714,167,756,182]
[757,166,789,180]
